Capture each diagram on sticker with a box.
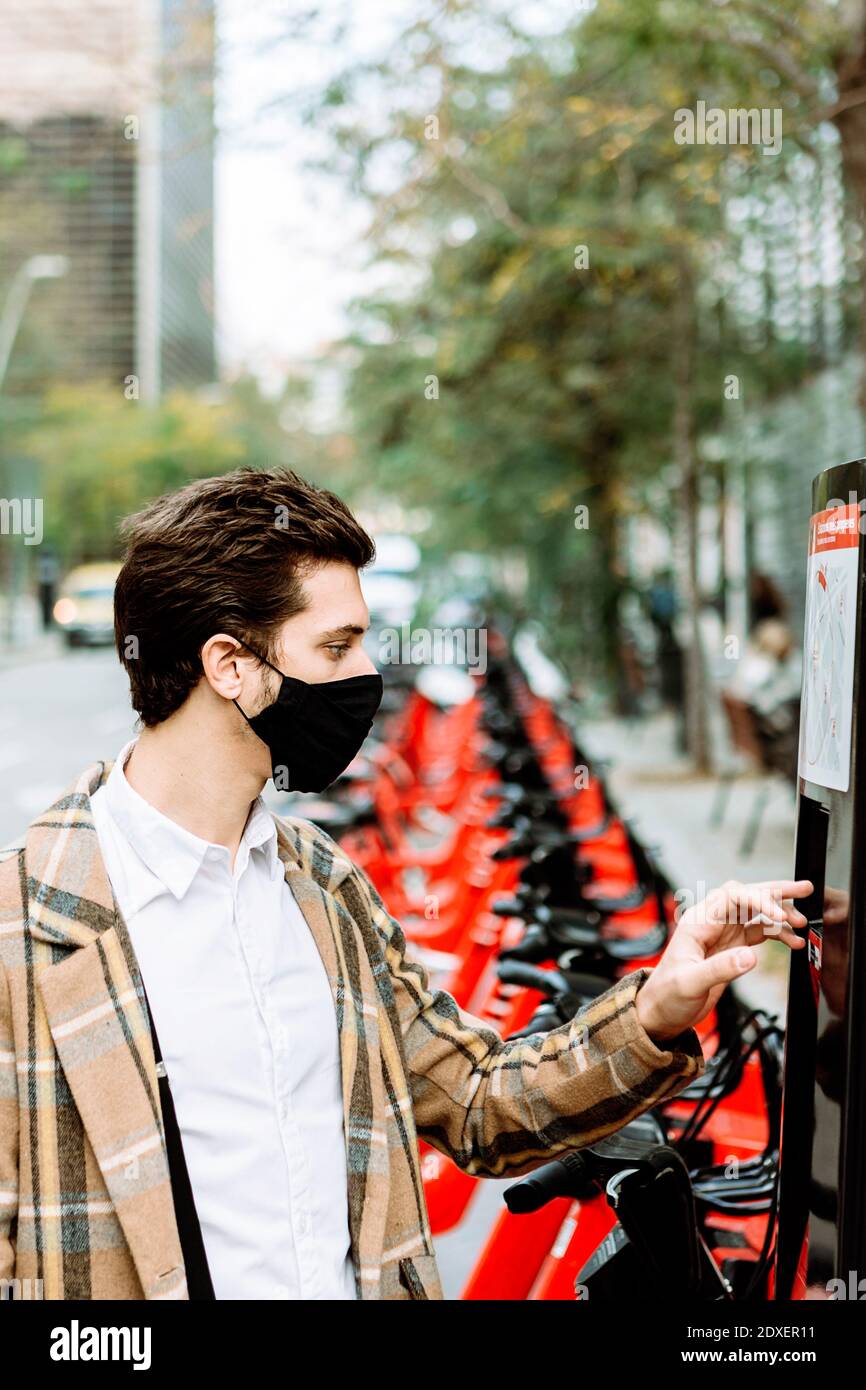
[798,503,859,792]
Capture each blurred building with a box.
[0,0,215,398]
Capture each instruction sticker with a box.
[807,923,822,972]
[798,502,860,791]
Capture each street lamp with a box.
[0,253,69,390]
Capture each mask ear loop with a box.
[233,636,284,676]
[233,696,255,728]
[231,636,283,724]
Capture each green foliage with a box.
[3,377,340,566]
[14,385,244,561]
[302,0,862,681]
[0,136,28,176]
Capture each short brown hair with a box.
[113,466,375,726]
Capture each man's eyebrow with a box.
[318,623,369,642]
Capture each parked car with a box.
[53,561,121,648]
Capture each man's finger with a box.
[745,892,809,928]
[707,882,810,930]
[681,946,757,998]
[738,882,813,918]
[743,921,806,950]
[733,879,813,896]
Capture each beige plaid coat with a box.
[0,759,705,1300]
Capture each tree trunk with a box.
[594,487,630,714]
[673,252,712,772]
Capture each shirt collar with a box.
[104,738,279,901]
[238,794,282,880]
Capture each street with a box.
[0,646,135,846]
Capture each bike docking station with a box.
[774,457,866,1302]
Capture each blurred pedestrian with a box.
[35,544,59,630]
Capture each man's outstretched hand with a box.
[635,878,813,1044]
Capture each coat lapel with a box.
[25,762,186,1300]
[275,824,391,1299]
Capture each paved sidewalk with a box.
[578,708,796,1017]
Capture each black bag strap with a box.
[142,982,216,1300]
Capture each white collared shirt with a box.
[89,739,357,1300]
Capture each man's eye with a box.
[326,644,349,660]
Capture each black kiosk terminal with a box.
[774,458,866,1299]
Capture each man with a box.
[0,468,809,1301]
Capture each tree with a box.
[9,374,346,566]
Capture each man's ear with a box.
[200,634,259,703]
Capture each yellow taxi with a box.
[53,561,122,648]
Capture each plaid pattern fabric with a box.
[0,760,705,1300]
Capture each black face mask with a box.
[233,641,384,793]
